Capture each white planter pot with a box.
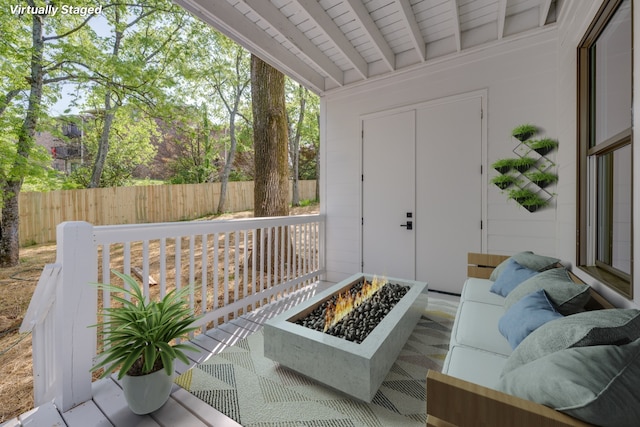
[122,369,174,415]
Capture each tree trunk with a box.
[217,49,250,214]
[251,55,289,277]
[0,10,45,267]
[89,99,115,188]
[315,112,320,201]
[290,84,306,207]
[201,104,212,183]
[0,89,20,118]
[291,159,299,206]
[89,11,123,188]
[217,110,237,214]
[252,55,289,218]
[0,182,21,267]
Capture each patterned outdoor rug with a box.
[175,297,458,427]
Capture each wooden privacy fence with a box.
[18,180,317,246]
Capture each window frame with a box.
[577,0,634,298]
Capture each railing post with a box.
[21,264,61,406]
[54,221,97,411]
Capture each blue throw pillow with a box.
[498,289,564,350]
[490,258,539,297]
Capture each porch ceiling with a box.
[174,0,561,94]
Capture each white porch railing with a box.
[21,214,325,412]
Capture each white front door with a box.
[415,97,483,293]
[361,94,484,293]
[362,110,416,279]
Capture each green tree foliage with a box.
[0,0,103,266]
[209,35,251,213]
[0,1,30,118]
[285,78,319,204]
[0,0,184,265]
[169,27,251,212]
[225,124,254,181]
[69,106,158,187]
[78,0,190,188]
[164,105,219,185]
[0,0,321,267]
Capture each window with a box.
[578,0,633,298]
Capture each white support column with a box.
[55,221,97,411]
[319,217,326,280]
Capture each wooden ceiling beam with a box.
[448,0,462,51]
[293,0,369,80]
[344,0,395,72]
[242,0,344,87]
[394,0,427,61]
[540,0,553,27]
[497,0,508,39]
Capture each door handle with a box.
[400,221,413,230]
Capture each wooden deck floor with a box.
[4,282,335,427]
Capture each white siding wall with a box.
[320,0,639,308]
[320,29,560,283]
[554,0,639,308]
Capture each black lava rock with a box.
[295,280,409,344]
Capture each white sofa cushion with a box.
[450,300,512,356]
[460,278,505,306]
[443,344,508,390]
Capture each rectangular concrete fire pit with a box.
[263,273,428,402]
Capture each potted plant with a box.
[526,171,558,189]
[492,158,515,174]
[527,138,558,156]
[90,270,201,415]
[512,156,537,173]
[507,188,536,204]
[511,124,537,142]
[491,174,517,190]
[520,193,549,212]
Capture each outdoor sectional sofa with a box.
[426,252,640,427]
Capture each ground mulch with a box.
[0,204,318,423]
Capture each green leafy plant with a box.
[492,158,515,173]
[491,174,518,190]
[90,270,201,380]
[512,124,537,142]
[525,171,558,188]
[507,188,536,203]
[507,189,549,212]
[512,157,537,173]
[527,138,558,156]
[519,193,549,212]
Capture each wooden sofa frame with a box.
[426,252,614,427]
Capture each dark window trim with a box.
[587,128,631,157]
[577,0,634,298]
